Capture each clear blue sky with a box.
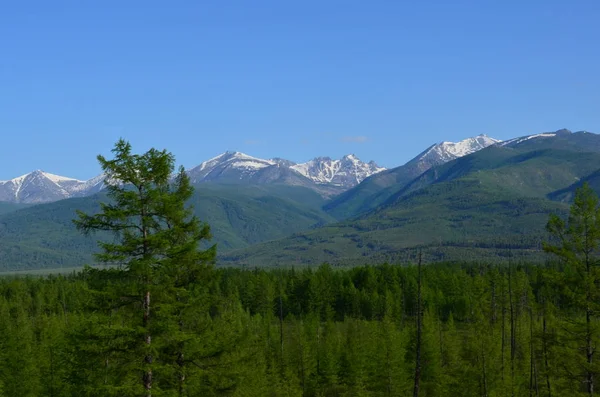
[1,0,599,180]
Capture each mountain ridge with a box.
[0,152,385,204]
[323,133,501,219]
[222,129,600,266]
[2,129,600,270]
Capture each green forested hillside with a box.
[324,130,600,221]
[0,183,335,271]
[224,134,600,266]
[5,132,600,270]
[222,179,569,266]
[0,202,30,215]
[323,166,424,221]
[548,168,600,202]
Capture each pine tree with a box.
[74,139,215,396]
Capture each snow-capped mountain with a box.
[499,129,573,147]
[409,134,501,173]
[0,152,384,204]
[291,155,386,187]
[10,131,582,205]
[187,151,277,183]
[0,171,105,204]
[186,151,386,189]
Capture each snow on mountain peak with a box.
[40,171,82,184]
[420,134,501,163]
[290,155,385,187]
[499,132,562,147]
[187,151,276,183]
[0,170,105,203]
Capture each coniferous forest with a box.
[2,141,600,396]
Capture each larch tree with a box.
[544,182,600,396]
[74,139,215,396]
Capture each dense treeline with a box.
[0,260,597,396]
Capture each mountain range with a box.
[0,153,386,204]
[324,134,500,219]
[3,129,595,271]
[222,129,597,266]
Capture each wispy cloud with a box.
[340,136,368,143]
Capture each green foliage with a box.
[73,139,219,395]
[544,182,600,395]
[0,183,335,271]
[0,202,30,215]
[325,134,600,222]
[224,180,568,266]
[224,137,600,266]
[7,132,600,271]
[0,261,597,396]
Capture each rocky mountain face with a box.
[186,151,385,192]
[290,155,386,187]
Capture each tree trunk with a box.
[502,272,506,383]
[386,342,393,396]
[299,321,306,395]
[140,188,152,397]
[413,251,423,397]
[509,264,516,394]
[178,352,185,396]
[491,276,497,326]
[143,290,152,396]
[587,305,594,396]
[279,290,284,360]
[542,314,552,397]
[439,312,444,367]
[585,213,594,396]
[49,346,55,397]
[482,339,488,397]
[530,307,540,397]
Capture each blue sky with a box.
[1,0,599,180]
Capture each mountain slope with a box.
[5,128,600,270]
[0,183,336,271]
[221,179,568,266]
[324,134,500,220]
[187,152,277,183]
[0,152,385,204]
[0,202,31,215]
[222,131,600,266]
[547,166,600,202]
[188,151,385,193]
[290,154,385,187]
[0,171,105,204]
